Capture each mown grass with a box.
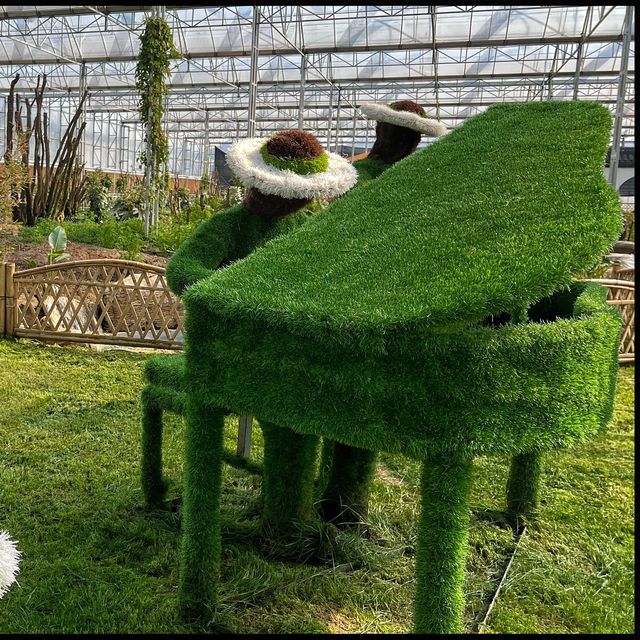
[0,339,634,633]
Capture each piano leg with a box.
[140,386,168,508]
[260,420,321,530]
[414,452,473,634]
[506,451,544,528]
[178,394,225,620]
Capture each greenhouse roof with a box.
[0,5,634,177]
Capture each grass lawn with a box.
[0,339,634,633]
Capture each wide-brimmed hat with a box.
[226,133,357,201]
[360,102,447,137]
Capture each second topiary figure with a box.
[318,101,447,527]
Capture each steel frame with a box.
[0,5,634,179]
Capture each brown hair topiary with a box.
[265,129,324,160]
[389,100,427,117]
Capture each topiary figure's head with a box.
[361,100,447,165]
[264,129,325,163]
[389,99,427,117]
[226,129,357,219]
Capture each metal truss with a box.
[0,5,634,178]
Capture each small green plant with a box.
[85,170,113,222]
[47,226,70,265]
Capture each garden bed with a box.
[0,222,168,271]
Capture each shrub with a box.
[85,170,113,222]
[18,216,145,255]
[111,185,146,221]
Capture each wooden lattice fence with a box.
[586,278,634,363]
[1,260,184,350]
[0,261,635,364]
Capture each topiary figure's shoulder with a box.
[186,101,622,345]
[352,157,389,186]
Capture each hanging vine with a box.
[135,16,179,187]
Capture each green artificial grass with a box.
[185,280,621,460]
[165,204,310,296]
[260,422,320,529]
[188,102,621,342]
[506,451,544,525]
[174,102,622,629]
[351,156,389,186]
[414,453,474,633]
[0,340,633,633]
[318,443,378,526]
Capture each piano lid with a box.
[187,101,622,339]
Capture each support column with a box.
[326,85,334,149]
[204,109,210,177]
[298,53,306,130]
[144,104,153,238]
[414,452,473,634]
[0,262,6,337]
[350,106,357,158]
[609,5,633,188]
[572,42,584,100]
[236,415,253,460]
[333,87,342,153]
[78,62,87,167]
[247,6,260,138]
[3,262,15,337]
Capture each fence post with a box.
[236,415,253,460]
[4,262,15,337]
[0,263,5,337]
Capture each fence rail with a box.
[0,261,635,363]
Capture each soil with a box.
[0,222,168,271]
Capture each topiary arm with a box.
[165,205,244,296]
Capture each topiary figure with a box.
[140,130,356,536]
[172,101,622,632]
[318,100,447,528]
[351,100,447,184]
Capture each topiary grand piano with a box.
[173,102,622,633]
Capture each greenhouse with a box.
[0,5,635,635]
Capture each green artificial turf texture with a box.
[188,102,621,341]
[0,339,633,634]
[165,204,310,296]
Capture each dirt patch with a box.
[0,222,167,270]
[377,464,403,486]
[312,606,360,634]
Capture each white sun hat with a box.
[0,531,20,598]
[226,137,358,201]
[360,102,448,137]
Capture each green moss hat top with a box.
[360,100,448,137]
[226,129,357,201]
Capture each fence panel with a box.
[586,278,634,363]
[8,259,184,350]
